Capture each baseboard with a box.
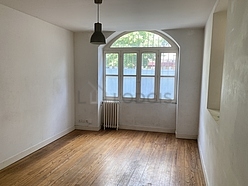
[0,126,75,171]
[119,124,175,133]
[75,125,101,131]
[175,132,198,139]
[198,143,209,186]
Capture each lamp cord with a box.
[97,4,100,23]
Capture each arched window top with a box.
[110,31,172,48]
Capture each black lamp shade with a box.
[90,23,106,44]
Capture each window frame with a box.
[103,52,120,98]
[121,51,138,100]
[103,31,179,103]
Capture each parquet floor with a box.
[0,129,205,186]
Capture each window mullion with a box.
[103,51,107,99]
[174,52,179,102]
[136,51,141,101]
[156,52,161,101]
[119,52,123,101]
[160,75,176,78]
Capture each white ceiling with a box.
[0,0,218,32]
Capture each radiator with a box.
[103,101,120,130]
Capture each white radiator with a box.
[103,101,119,130]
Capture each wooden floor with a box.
[0,130,205,186]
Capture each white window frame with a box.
[103,31,179,103]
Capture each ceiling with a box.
[0,0,218,32]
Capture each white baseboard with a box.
[175,132,198,139]
[198,143,209,186]
[0,126,75,170]
[75,125,101,131]
[119,124,175,133]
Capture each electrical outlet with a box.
[78,119,84,123]
[86,119,92,124]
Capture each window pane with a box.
[110,31,171,48]
[160,77,175,100]
[106,53,118,75]
[161,53,176,76]
[123,77,136,98]
[123,53,137,75]
[106,76,118,97]
[141,77,155,99]
[142,53,156,75]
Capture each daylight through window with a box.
[104,31,178,102]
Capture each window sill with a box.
[208,109,220,122]
[103,99,176,104]
[121,99,176,104]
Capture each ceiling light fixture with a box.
[90,0,106,44]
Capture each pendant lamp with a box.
[90,0,106,44]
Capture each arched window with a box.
[110,31,171,48]
[103,31,179,102]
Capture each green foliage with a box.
[142,53,156,68]
[106,31,170,68]
[123,53,137,68]
[106,53,118,67]
[111,31,171,48]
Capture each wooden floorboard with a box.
[0,129,206,186]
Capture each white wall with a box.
[208,11,227,110]
[0,5,75,169]
[74,32,101,131]
[198,1,248,185]
[166,28,204,139]
[74,29,204,138]
[119,103,176,133]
